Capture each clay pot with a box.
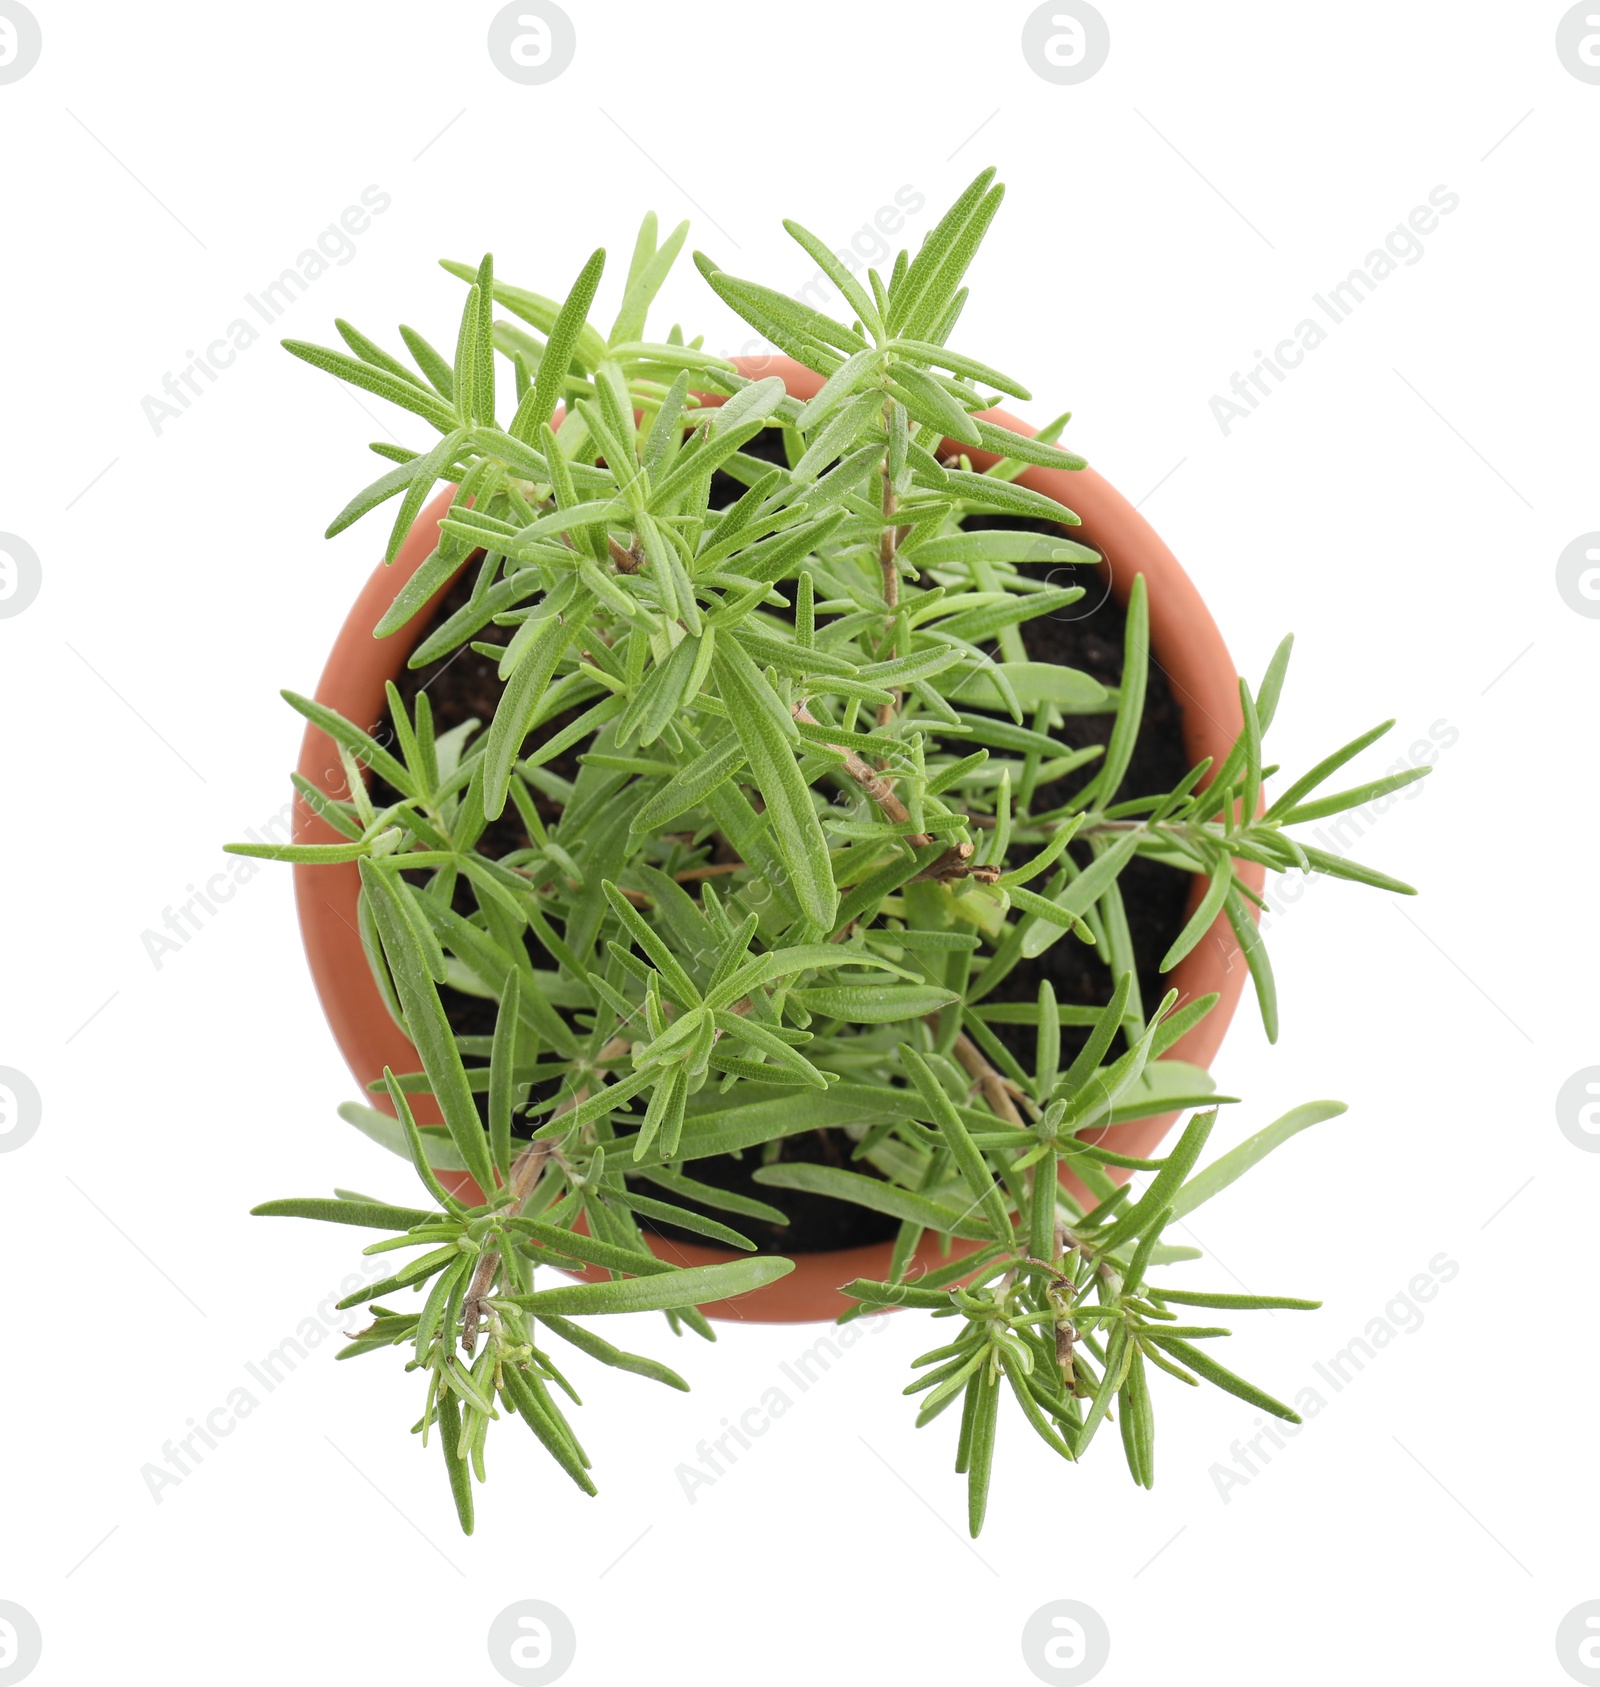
[293,355,1262,1322]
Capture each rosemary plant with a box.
[235,170,1425,1535]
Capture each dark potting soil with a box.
[967,515,1193,1068]
[365,438,1193,1253]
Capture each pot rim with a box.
[292,354,1263,1322]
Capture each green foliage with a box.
[239,170,1422,1534]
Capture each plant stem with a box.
[460,1033,632,1354]
[793,702,929,845]
[877,406,903,729]
[949,1029,1025,1126]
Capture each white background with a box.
[1,3,1594,1682]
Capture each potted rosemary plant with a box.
[235,169,1425,1535]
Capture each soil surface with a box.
[365,436,1194,1252]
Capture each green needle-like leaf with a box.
[1169,1101,1346,1220]
[1144,1335,1301,1422]
[358,861,496,1193]
[752,1163,995,1239]
[251,1197,441,1230]
[712,641,837,930]
[506,1256,796,1315]
[901,1047,1015,1244]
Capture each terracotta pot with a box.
[293,355,1263,1322]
